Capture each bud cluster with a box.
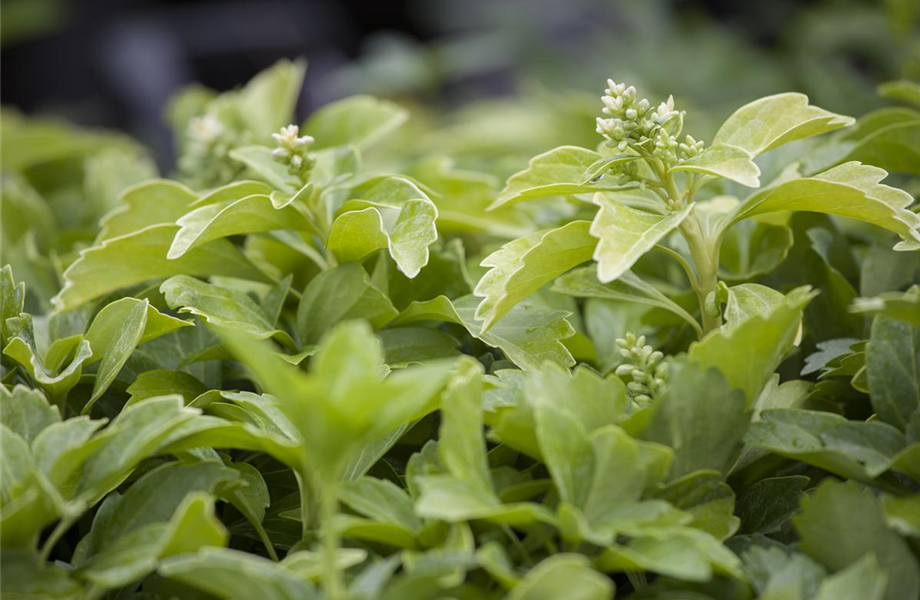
[272,124,316,183]
[595,80,704,166]
[614,333,669,406]
[179,114,241,188]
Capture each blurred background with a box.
[3,0,919,170]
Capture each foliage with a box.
[2,61,919,600]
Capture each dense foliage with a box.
[2,60,920,600]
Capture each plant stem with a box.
[320,482,344,600]
[38,517,74,564]
[679,216,722,336]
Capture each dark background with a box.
[2,0,914,167]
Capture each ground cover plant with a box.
[2,60,920,600]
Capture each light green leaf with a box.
[590,194,692,283]
[3,330,93,404]
[878,80,920,108]
[814,554,887,600]
[491,146,633,209]
[160,547,316,600]
[851,286,920,328]
[795,480,919,600]
[474,220,596,332]
[304,95,408,150]
[689,285,815,403]
[392,295,575,371]
[866,315,920,431]
[0,265,25,348]
[235,58,306,140]
[671,143,761,187]
[162,275,295,349]
[438,358,492,493]
[596,528,742,582]
[504,554,613,600]
[727,162,920,251]
[713,93,854,156]
[86,298,149,411]
[327,176,439,278]
[53,224,270,311]
[0,384,59,444]
[98,179,198,242]
[169,193,316,259]
[84,297,192,357]
[296,264,398,345]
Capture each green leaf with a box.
[162,275,295,349]
[235,58,306,140]
[86,461,236,554]
[689,285,815,403]
[795,480,919,600]
[0,384,59,444]
[339,477,422,534]
[814,554,887,600]
[590,194,692,283]
[654,471,740,540]
[719,216,793,281]
[878,80,920,108]
[377,327,459,365]
[735,475,809,535]
[160,546,317,600]
[713,93,854,156]
[851,286,920,328]
[393,295,575,371]
[491,146,633,209]
[0,549,82,599]
[77,492,228,589]
[3,328,93,404]
[53,224,270,312]
[1,265,26,348]
[727,162,920,251]
[327,176,439,278]
[98,179,198,242]
[474,221,596,332]
[304,95,408,150]
[640,359,749,479]
[229,146,302,191]
[296,264,398,345]
[745,409,908,482]
[504,554,613,600]
[84,297,192,356]
[866,315,920,431]
[596,529,741,582]
[86,297,149,411]
[126,369,208,404]
[169,193,317,259]
[73,396,199,507]
[552,266,702,335]
[438,358,492,493]
[671,143,761,187]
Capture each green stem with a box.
[320,481,344,600]
[295,472,311,540]
[38,517,74,564]
[679,216,722,336]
